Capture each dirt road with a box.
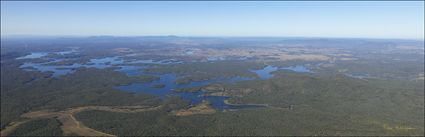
[1,105,161,136]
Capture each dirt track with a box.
[1,105,161,136]
[0,120,32,136]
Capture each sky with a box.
[1,1,424,39]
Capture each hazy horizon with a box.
[1,34,424,41]
[1,1,424,40]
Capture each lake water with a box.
[115,65,285,110]
[251,65,279,79]
[18,54,180,77]
[20,56,125,77]
[177,91,263,110]
[204,56,250,62]
[17,51,311,110]
[16,52,49,59]
[116,66,146,76]
[115,73,259,109]
[184,50,194,55]
[345,73,374,79]
[17,49,79,60]
[282,65,311,73]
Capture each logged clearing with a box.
[57,113,114,136]
[173,101,216,116]
[1,105,161,136]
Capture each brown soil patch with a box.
[57,113,114,136]
[173,101,216,116]
[0,120,31,136]
[276,53,330,61]
[21,110,61,119]
[1,105,161,136]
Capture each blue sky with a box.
[1,1,424,39]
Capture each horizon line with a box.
[1,34,424,41]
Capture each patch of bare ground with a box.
[276,54,330,61]
[1,105,161,136]
[415,72,424,80]
[21,110,61,119]
[204,91,230,96]
[223,99,270,108]
[339,57,358,61]
[0,120,31,136]
[113,48,133,53]
[57,113,114,136]
[223,99,294,110]
[66,105,161,114]
[173,101,216,116]
[201,84,255,97]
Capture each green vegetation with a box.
[75,71,424,136]
[152,84,166,88]
[132,75,160,83]
[145,61,264,84]
[9,118,63,136]
[1,60,161,129]
[1,38,423,136]
[76,106,422,136]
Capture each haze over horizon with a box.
[1,1,424,40]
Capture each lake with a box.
[17,52,311,110]
[282,65,311,73]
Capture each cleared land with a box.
[1,105,162,136]
[173,101,216,116]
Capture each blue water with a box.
[20,56,127,77]
[16,52,48,59]
[116,75,254,96]
[203,56,250,62]
[282,65,311,73]
[184,50,194,55]
[252,65,279,79]
[56,49,78,55]
[115,66,284,110]
[20,62,79,77]
[18,52,282,110]
[115,74,259,110]
[206,56,226,61]
[125,59,181,64]
[177,92,262,110]
[345,73,373,79]
[16,49,78,60]
[115,66,146,76]
[18,54,183,77]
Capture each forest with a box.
[1,37,423,136]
